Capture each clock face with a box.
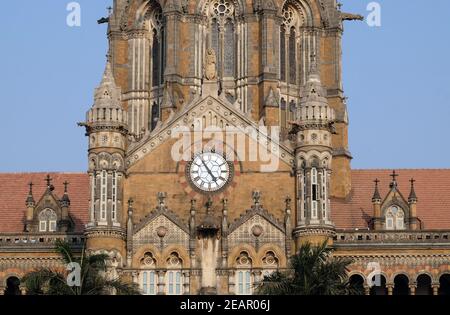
[188,152,232,193]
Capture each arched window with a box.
[279,3,303,131]
[100,170,107,222]
[385,206,405,230]
[147,4,165,130]
[140,252,157,295]
[235,251,252,295]
[166,252,183,295]
[207,0,236,81]
[311,167,318,219]
[280,3,302,85]
[262,251,279,277]
[38,209,57,232]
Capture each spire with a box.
[300,54,328,106]
[93,56,122,109]
[60,181,71,207]
[372,179,381,202]
[408,178,418,203]
[26,182,35,207]
[295,54,335,128]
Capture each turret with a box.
[291,55,336,246]
[79,57,128,265]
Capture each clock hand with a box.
[200,157,218,183]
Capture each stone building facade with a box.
[1,0,450,295]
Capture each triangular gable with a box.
[132,206,190,250]
[227,205,286,250]
[126,94,294,168]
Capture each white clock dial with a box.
[189,152,231,192]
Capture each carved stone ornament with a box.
[204,48,217,80]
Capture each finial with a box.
[206,196,213,213]
[409,178,418,202]
[389,170,398,189]
[252,191,261,207]
[45,175,52,187]
[63,181,69,194]
[26,182,35,207]
[157,192,167,208]
[372,178,381,202]
[190,199,197,211]
[285,195,292,212]
[222,198,228,214]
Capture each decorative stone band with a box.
[0,256,67,271]
[334,230,450,246]
[292,226,336,238]
[84,226,127,241]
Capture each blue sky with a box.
[0,0,449,172]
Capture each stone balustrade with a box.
[334,230,450,245]
[0,233,85,248]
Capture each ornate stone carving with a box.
[204,48,217,80]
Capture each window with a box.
[100,170,107,222]
[111,172,118,222]
[207,0,236,81]
[38,209,57,232]
[311,168,318,219]
[166,252,183,295]
[262,251,279,277]
[142,271,157,295]
[385,206,405,230]
[140,252,157,295]
[147,3,165,131]
[236,270,252,295]
[90,172,96,221]
[322,169,327,219]
[280,3,302,85]
[235,252,252,295]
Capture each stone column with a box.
[157,270,166,295]
[409,284,417,295]
[432,284,440,296]
[183,271,190,295]
[0,287,5,295]
[253,269,262,289]
[364,286,371,295]
[228,270,235,294]
[132,271,138,285]
[387,284,393,296]
[20,286,27,295]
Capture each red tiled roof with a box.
[0,173,89,233]
[331,169,450,230]
[1,170,449,233]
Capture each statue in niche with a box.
[204,48,217,81]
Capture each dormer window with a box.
[38,209,57,232]
[385,206,405,231]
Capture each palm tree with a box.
[256,241,364,295]
[22,239,140,295]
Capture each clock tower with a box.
[83,0,351,295]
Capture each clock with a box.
[187,152,233,193]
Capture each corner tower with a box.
[80,59,128,265]
[291,57,336,246]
